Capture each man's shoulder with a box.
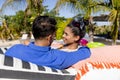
[78,46,90,51]
[6,44,27,53]
[5,44,29,57]
[14,43,27,47]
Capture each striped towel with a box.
[0,47,77,80]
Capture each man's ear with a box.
[47,35,52,41]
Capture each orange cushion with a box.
[71,45,120,80]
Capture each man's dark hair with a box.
[32,16,57,39]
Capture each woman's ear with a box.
[74,36,80,42]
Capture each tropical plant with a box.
[0,24,5,42]
[24,0,45,27]
[0,0,27,40]
[54,0,108,42]
[108,0,120,45]
[0,0,47,40]
[99,0,120,45]
[5,11,28,37]
[0,0,67,41]
[56,18,71,40]
[0,18,15,40]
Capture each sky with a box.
[0,0,4,8]
[42,0,109,18]
[43,0,111,26]
[43,0,76,18]
[0,0,109,18]
[0,0,27,16]
[0,0,110,26]
[0,0,76,18]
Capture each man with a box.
[5,16,91,70]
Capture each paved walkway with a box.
[94,36,120,45]
[0,40,20,47]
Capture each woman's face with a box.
[62,26,79,45]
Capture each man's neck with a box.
[34,39,49,46]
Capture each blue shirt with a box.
[5,42,91,69]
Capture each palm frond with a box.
[0,0,26,15]
[112,0,120,10]
[108,9,117,22]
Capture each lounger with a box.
[0,47,77,80]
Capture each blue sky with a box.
[0,0,110,26]
[0,0,109,18]
[43,0,76,18]
[0,0,27,16]
[43,0,110,26]
[0,0,76,18]
[43,0,109,18]
[0,0,4,8]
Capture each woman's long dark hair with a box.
[67,16,88,40]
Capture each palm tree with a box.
[54,0,107,42]
[0,0,27,40]
[24,0,45,27]
[0,0,26,16]
[99,0,120,45]
[108,0,120,45]
[0,0,45,28]
[0,19,14,41]
[0,0,46,40]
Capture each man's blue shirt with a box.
[5,42,91,69]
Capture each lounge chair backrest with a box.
[0,47,76,80]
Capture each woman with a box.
[52,16,89,51]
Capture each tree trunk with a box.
[111,12,119,45]
[88,16,94,42]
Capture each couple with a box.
[5,16,91,70]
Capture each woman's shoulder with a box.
[60,46,82,52]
